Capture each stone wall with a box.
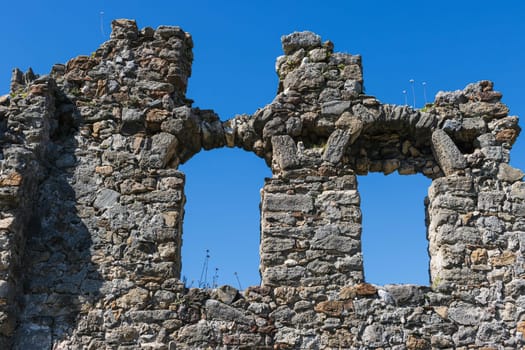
[0,19,523,349]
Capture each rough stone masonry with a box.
[0,18,524,349]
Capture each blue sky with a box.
[1,1,524,288]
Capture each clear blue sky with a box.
[1,1,524,288]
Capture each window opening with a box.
[180,147,271,289]
[359,172,431,285]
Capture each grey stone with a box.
[213,285,239,305]
[110,19,139,40]
[261,237,295,253]
[322,317,340,331]
[282,63,326,91]
[362,324,385,347]
[121,107,144,135]
[274,326,300,347]
[498,163,524,182]
[154,25,185,40]
[476,321,507,343]
[459,101,509,118]
[263,266,305,285]
[205,299,253,325]
[377,289,396,305]
[136,80,175,94]
[447,302,485,325]
[201,115,225,150]
[262,117,285,140]
[272,135,298,170]
[351,103,382,126]
[482,145,505,161]
[335,111,363,144]
[309,48,328,62]
[476,133,496,147]
[177,321,219,346]
[511,182,525,200]
[13,324,52,350]
[247,302,270,316]
[285,116,302,136]
[142,132,178,168]
[311,225,359,253]
[460,117,486,138]
[383,284,425,306]
[322,129,350,164]
[321,100,351,116]
[270,305,295,326]
[431,129,466,175]
[452,325,477,346]
[435,90,467,105]
[317,190,360,206]
[443,119,462,133]
[429,174,473,194]
[478,191,504,212]
[281,31,321,55]
[263,193,313,213]
[343,79,362,95]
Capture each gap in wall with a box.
[358,172,431,286]
[179,147,271,289]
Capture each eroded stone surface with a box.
[0,19,523,349]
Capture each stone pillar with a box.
[427,175,483,289]
[260,170,363,290]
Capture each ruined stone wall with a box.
[0,19,523,349]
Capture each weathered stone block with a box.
[271,135,298,170]
[478,191,504,212]
[93,189,120,210]
[281,31,321,55]
[431,129,466,175]
[263,266,305,286]
[362,324,386,347]
[322,129,351,164]
[317,189,360,207]
[447,302,486,326]
[311,225,359,253]
[263,193,313,213]
[431,194,475,212]
[429,175,473,195]
[498,163,524,182]
[321,100,351,116]
[142,132,178,168]
[121,107,144,135]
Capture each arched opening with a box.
[180,147,271,289]
[358,172,431,285]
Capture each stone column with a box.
[260,169,363,290]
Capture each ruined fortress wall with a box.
[0,19,523,349]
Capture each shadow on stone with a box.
[14,92,103,349]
